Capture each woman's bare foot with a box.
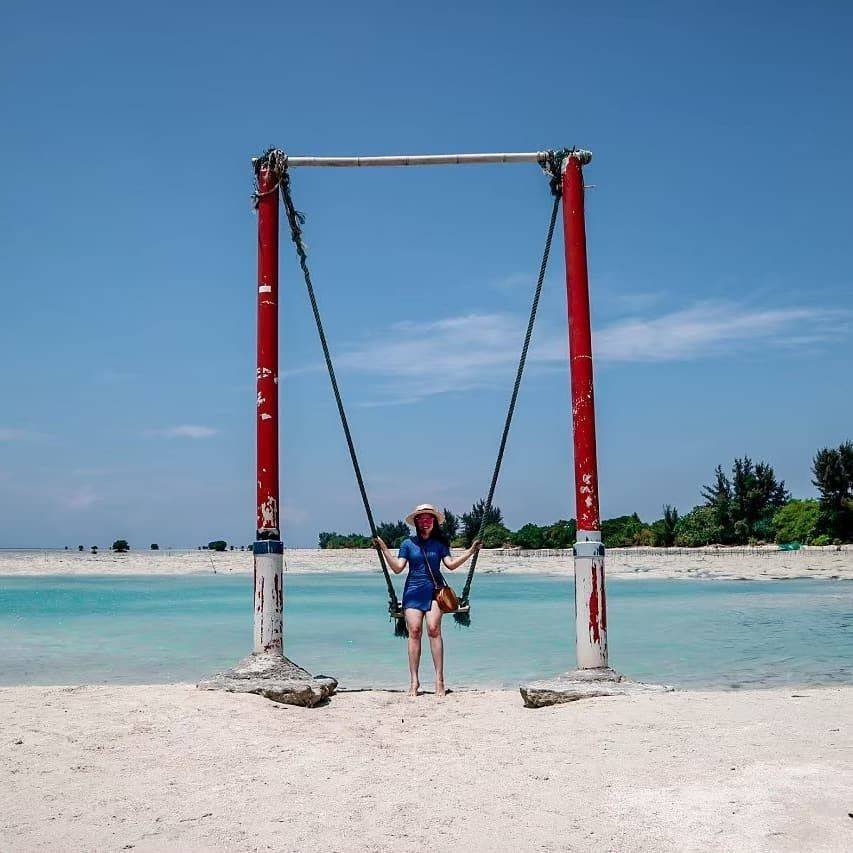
[435,682,446,698]
[408,682,420,698]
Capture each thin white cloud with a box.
[592,302,846,363]
[336,313,527,404]
[148,425,218,439]
[283,301,847,405]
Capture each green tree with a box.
[511,523,546,549]
[77,545,84,552]
[635,527,655,545]
[318,531,372,548]
[150,543,160,550]
[812,441,853,542]
[461,501,503,546]
[376,520,409,548]
[674,506,723,547]
[772,499,820,544]
[111,539,129,553]
[650,505,679,546]
[481,523,512,548]
[601,513,649,547]
[208,540,227,552]
[701,465,734,543]
[543,519,576,548]
[702,458,789,544]
[732,457,789,541]
[91,545,98,554]
[442,509,459,542]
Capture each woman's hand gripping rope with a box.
[373,537,406,574]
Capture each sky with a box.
[1,1,851,548]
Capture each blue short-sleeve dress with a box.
[399,536,451,612]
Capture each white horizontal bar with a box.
[280,151,591,168]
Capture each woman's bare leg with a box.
[405,608,424,696]
[425,601,445,697]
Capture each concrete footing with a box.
[198,652,337,707]
[519,667,670,708]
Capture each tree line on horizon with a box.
[318,441,853,550]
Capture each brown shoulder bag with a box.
[417,539,458,613]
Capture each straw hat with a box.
[405,503,445,527]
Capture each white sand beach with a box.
[1,684,851,852]
[1,546,851,580]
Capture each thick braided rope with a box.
[276,161,402,619]
[459,192,561,606]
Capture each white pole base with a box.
[574,537,608,669]
[518,534,673,706]
[198,540,337,706]
[253,542,283,655]
[198,652,337,707]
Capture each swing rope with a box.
[454,183,561,625]
[272,152,407,637]
[265,147,567,633]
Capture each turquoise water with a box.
[0,574,851,689]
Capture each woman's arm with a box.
[373,537,407,574]
[442,540,483,571]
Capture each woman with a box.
[374,503,482,698]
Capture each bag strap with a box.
[415,537,446,589]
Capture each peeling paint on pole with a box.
[253,542,283,653]
[195,152,338,706]
[573,536,607,667]
[256,162,280,541]
[519,149,663,703]
[253,156,283,655]
[562,153,608,670]
[258,495,279,532]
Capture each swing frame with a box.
[251,148,608,672]
[257,150,590,168]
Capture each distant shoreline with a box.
[1,546,851,580]
[2,544,850,554]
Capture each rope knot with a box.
[251,148,287,209]
[543,148,574,198]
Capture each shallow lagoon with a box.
[1,574,850,689]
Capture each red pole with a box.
[252,154,284,655]
[256,162,280,541]
[196,153,336,700]
[563,154,601,534]
[561,152,607,669]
